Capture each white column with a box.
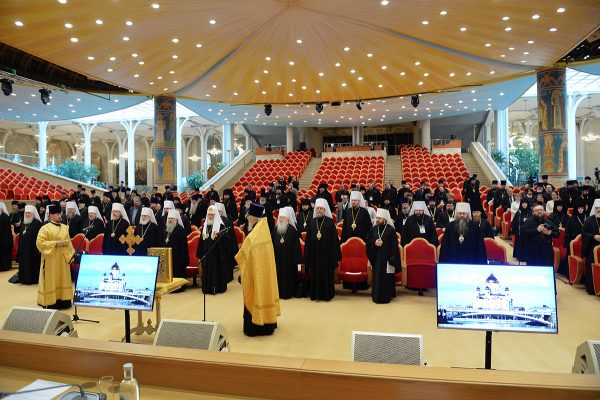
[120,120,141,188]
[199,127,208,181]
[567,95,586,179]
[222,124,234,164]
[118,138,125,184]
[351,127,357,145]
[494,109,509,156]
[37,121,48,168]
[79,123,97,167]
[357,126,365,145]
[286,126,294,153]
[175,117,189,190]
[421,119,431,150]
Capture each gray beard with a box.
[189,203,197,215]
[23,216,33,224]
[402,209,409,215]
[473,215,481,223]
[111,215,121,221]
[66,213,75,220]
[140,219,149,225]
[166,222,176,233]
[277,221,288,235]
[457,218,469,236]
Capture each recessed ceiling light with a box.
[523,51,529,55]
[169,70,175,74]
[233,92,238,96]
[261,90,266,95]
[58,0,67,3]
[358,76,363,80]
[500,54,506,57]
[531,14,540,20]
[157,76,163,80]
[449,72,455,77]
[123,36,129,41]
[125,20,133,26]
[485,43,491,47]
[528,40,535,44]
[414,61,421,66]
[509,47,515,50]
[70,37,79,43]
[265,56,271,61]
[350,69,356,74]
[296,39,303,44]
[344,47,350,52]
[400,71,406,76]
[134,74,139,78]
[499,92,504,96]
[439,10,447,15]
[288,61,294,65]
[149,82,154,85]
[64,23,73,28]
[87,56,95,60]
[381,65,387,70]
[490,70,495,75]
[96,19,103,25]
[318,72,324,77]
[172,54,178,59]
[422,20,429,25]
[549,27,558,32]
[520,60,527,63]
[418,81,423,85]
[380,0,389,5]
[288,93,293,97]
[209,19,216,25]
[263,70,269,74]
[502,16,510,21]
[14,20,24,27]
[172,38,179,43]
[335,62,341,67]
[466,72,472,76]
[138,61,144,65]
[107,68,113,72]
[460,27,467,32]
[254,79,260,83]
[504,27,512,31]
[109,56,116,61]
[556,7,565,13]
[195,43,202,48]
[131,53,138,57]
[151,3,159,9]
[341,83,347,87]
[379,84,384,88]
[276,82,282,86]
[315,89,320,93]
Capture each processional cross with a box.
[119,226,142,256]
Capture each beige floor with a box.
[1,238,599,375]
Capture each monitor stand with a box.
[485,331,493,370]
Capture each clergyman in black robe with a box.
[304,198,341,301]
[197,206,229,295]
[133,207,163,256]
[82,206,105,240]
[62,201,83,238]
[439,202,487,264]
[102,203,131,256]
[163,210,190,282]
[366,209,401,304]
[564,199,587,256]
[400,201,439,247]
[0,203,14,271]
[17,205,42,284]
[582,199,600,294]
[511,199,532,262]
[271,207,303,299]
[521,203,560,266]
[472,209,494,239]
[341,191,373,243]
[296,199,313,234]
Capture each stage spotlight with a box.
[264,104,272,116]
[411,94,420,108]
[1,79,13,96]
[39,88,51,105]
[355,100,363,111]
[315,103,323,113]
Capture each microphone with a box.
[0,382,97,399]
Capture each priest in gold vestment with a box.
[36,204,75,310]
[236,203,280,336]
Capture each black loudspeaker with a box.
[154,319,229,351]
[1,306,77,337]
[572,340,600,374]
[351,331,423,366]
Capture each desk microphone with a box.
[0,382,98,399]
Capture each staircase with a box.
[217,163,253,192]
[299,157,322,189]
[384,155,403,185]
[461,153,491,187]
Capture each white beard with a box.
[166,221,177,233]
[23,215,33,224]
[189,203,197,215]
[457,218,469,236]
[66,212,76,220]
[111,215,121,221]
[277,221,288,235]
[140,218,149,225]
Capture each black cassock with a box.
[220,216,239,283]
[400,214,438,246]
[163,224,189,279]
[63,215,83,238]
[521,217,559,266]
[271,225,302,299]
[102,218,131,255]
[341,207,372,243]
[82,218,104,241]
[510,210,530,262]
[366,223,401,304]
[564,213,585,256]
[581,216,600,294]
[17,219,42,284]
[393,212,410,234]
[476,219,495,239]
[0,213,14,271]
[133,222,162,256]
[296,210,313,233]
[304,216,341,301]
[197,224,229,294]
[439,220,487,264]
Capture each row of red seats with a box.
[0,168,76,200]
[401,145,470,191]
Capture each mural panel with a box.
[154,96,177,186]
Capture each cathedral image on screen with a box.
[436,264,558,334]
[74,255,159,312]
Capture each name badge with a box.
[419,225,426,234]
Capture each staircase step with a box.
[384,155,403,185]
[299,157,322,189]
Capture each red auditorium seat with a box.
[234,226,245,248]
[501,211,512,239]
[592,245,600,296]
[404,238,437,295]
[12,233,19,262]
[87,234,104,255]
[484,238,508,264]
[187,235,200,286]
[338,237,369,292]
[568,235,586,285]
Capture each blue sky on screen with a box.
[437,264,556,309]
[76,255,159,291]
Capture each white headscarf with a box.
[455,202,472,220]
[367,206,377,225]
[24,205,41,222]
[66,201,80,215]
[162,200,175,216]
[375,208,394,226]
[591,198,600,216]
[0,202,9,216]
[278,206,297,229]
[111,202,130,224]
[141,207,157,225]
[313,198,333,219]
[167,209,183,227]
[349,191,367,209]
[215,202,227,218]
[409,200,431,217]
[87,206,100,219]
[203,205,224,237]
[44,207,49,222]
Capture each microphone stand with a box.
[0,383,95,399]
[70,229,100,324]
[197,225,232,322]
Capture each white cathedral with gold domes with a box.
[473,273,513,311]
[98,262,127,292]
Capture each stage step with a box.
[461,152,491,187]
[298,157,322,189]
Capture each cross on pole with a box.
[119,226,142,256]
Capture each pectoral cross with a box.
[119,226,142,256]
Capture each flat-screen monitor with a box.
[74,254,160,312]
[436,263,557,334]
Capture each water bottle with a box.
[118,363,140,400]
